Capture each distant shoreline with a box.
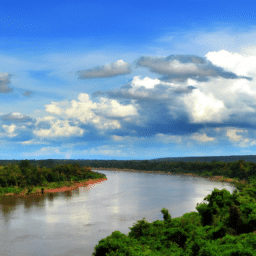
[93,168,247,185]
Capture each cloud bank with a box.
[2,49,256,159]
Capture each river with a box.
[0,169,237,256]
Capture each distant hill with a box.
[151,155,256,163]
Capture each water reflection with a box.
[0,189,83,221]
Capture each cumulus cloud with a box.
[131,76,162,89]
[183,89,228,123]
[1,124,17,137]
[95,97,138,118]
[0,72,13,93]
[92,50,256,138]
[226,128,244,142]
[7,49,256,155]
[225,128,255,147]
[77,60,132,79]
[225,128,256,148]
[206,50,256,79]
[44,93,138,132]
[0,113,37,139]
[208,127,256,148]
[136,55,252,82]
[45,103,64,115]
[191,132,215,142]
[33,117,85,138]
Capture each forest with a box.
[0,158,256,183]
[0,159,106,197]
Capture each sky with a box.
[1,0,256,160]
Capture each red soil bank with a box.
[44,178,108,194]
[1,178,108,198]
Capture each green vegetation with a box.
[0,159,106,197]
[0,158,256,185]
[92,161,256,255]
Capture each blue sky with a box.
[1,0,256,160]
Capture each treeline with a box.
[0,159,106,193]
[153,154,256,163]
[1,159,256,183]
[88,159,256,183]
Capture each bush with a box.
[92,231,153,256]
[70,175,79,181]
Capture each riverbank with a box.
[93,168,248,186]
[0,177,108,199]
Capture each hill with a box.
[151,155,256,163]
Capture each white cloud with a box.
[214,127,256,148]
[191,133,215,142]
[45,103,63,115]
[131,76,161,89]
[206,50,256,78]
[97,97,138,118]
[2,124,17,137]
[130,75,178,90]
[44,93,138,131]
[183,89,228,123]
[226,129,244,142]
[33,118,85,138]
[65,98,97,123]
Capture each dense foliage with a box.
[93,183,256,255]
[0,158,256,183]
[0,159,106,196]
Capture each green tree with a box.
[19,159,32,172]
